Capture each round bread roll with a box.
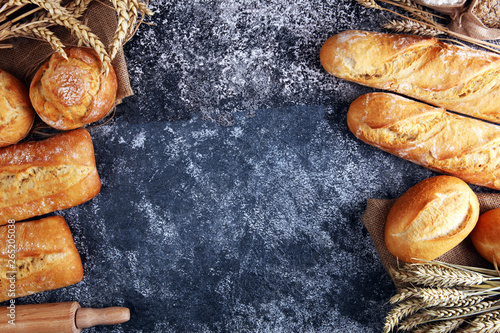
[0,69,35,147]
[471,208,500,265]
[385,176,479,263]
[30,47,117,130]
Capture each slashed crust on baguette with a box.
[321,30,500,123]
[347,92,500,190]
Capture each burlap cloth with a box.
[362,192,500,284]
[0,1,134,103]
[414,0,500,40]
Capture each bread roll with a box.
[0,128,101,224]
[320,30,500,124]
[347,92,500,190]
[30,47,117,130]
[0,69,35,148]
[385,176,479,263]
[0,215,83,302]
[471,208,500,265]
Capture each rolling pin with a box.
[0,302,130,332]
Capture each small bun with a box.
[471,208,500,265]
[385,175,479,263]
[0,69,35,147]
[30,47,117,130]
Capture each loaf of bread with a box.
[471,208,500,265]
[0,215,83,302]
[30,47,117,130]
[0,69,35,148]
[385,176,479,263]
[347,92,500,190]
[0,128,101,224]
[320,30,500,124]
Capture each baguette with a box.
[347,92,500,190]
[385,176,479,263]
[0,216,83,302]
[320,30,500,124]
[0,128,101,224]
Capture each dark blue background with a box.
[2,1,477,332]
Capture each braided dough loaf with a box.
[320,30,500,123]
[347,92,500,190]
[30,47,117,130]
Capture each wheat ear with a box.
[382,299,423,333]
[413,318,464,333]
[24,0,111,72]
[108,0,130,60]
[12,23,67,59]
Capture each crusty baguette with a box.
[0,216,83,302]
[347,92,500,190]
[0,128,101,224]
[320,30,500,124]
[385,176,479,263]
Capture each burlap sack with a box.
[414,0,500,40]
[362,193,500,285]
[0,1,133,103]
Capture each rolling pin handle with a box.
[75,307,130,329]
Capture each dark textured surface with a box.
[1,0,477,332]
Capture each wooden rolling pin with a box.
[0,302,130,332]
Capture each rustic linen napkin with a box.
[0,1,133,102]
[362,193,500,284]
[414,0,500,40]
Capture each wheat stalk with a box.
[383,299,424,333]
[0,0,153,68]
[383,19,440,36]
[385,260,500,332]
[413,318,464,333]
[356,0,383,10]
[13,24,67,59]
[356,0,500,55]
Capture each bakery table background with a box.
[2,0,494,332]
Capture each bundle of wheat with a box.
[356,0,500,53]
[384,261,500,332]
[0,0,153,72]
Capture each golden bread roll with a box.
[30,47,117,130]
[320,30,500,123]
[0,128,101,224]
[0,69,35,148]
[347,92,500,190]
[0,215,83,302]
[385,176,479,263]
[471,208,500,265]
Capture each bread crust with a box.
[30,47,117,130]
[385,176,479,263]
[0,69,35,148]
[320,30,500,123]
[0,215,83,302]
[347,92,500,190]
[0,128,101,224]
[471,208,500,265]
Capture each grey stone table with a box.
[4,1,492,332]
